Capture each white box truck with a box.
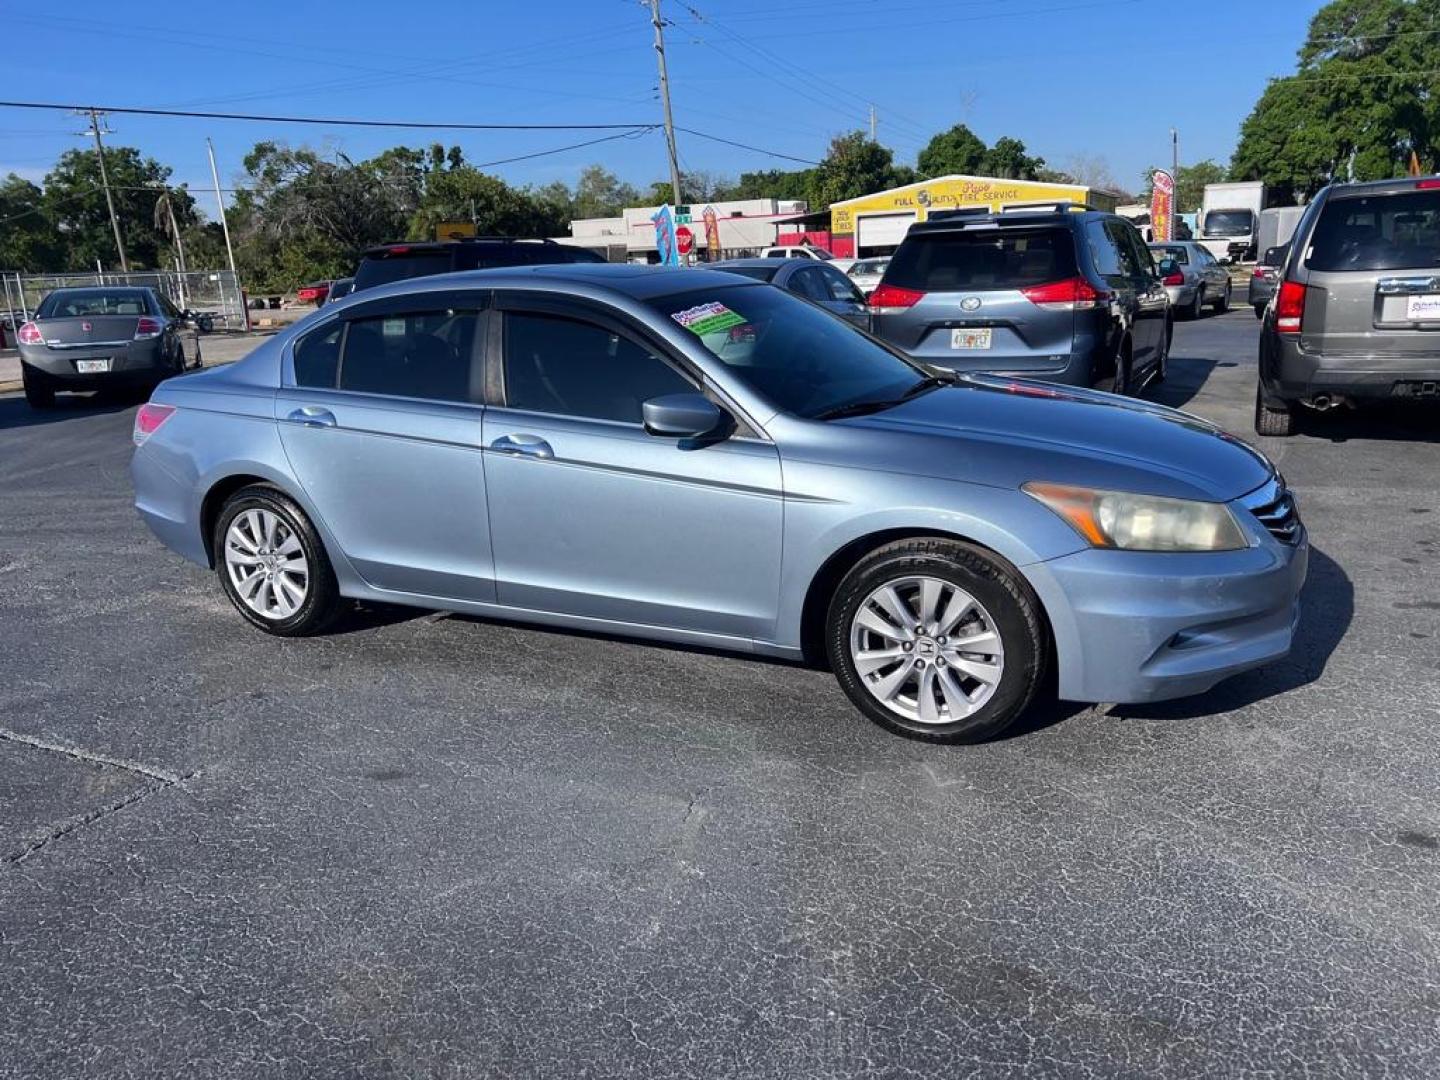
[1199,181,1267,263]
[1256,205,1305,258]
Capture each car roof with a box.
[1324,176,1440,198]
[43,286,153,296]
[907,207,1106,234]
[343,262,762,304]
[711,258,788,269]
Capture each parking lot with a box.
[2,299,1438,1077]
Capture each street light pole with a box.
[86,108,128,272]
[649,0,683,205]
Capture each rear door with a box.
[873,225,1080,374]
[274,289,494,601]
[1298,188,1440,361]
[1113,220,1168,372]
[812,263,871,327]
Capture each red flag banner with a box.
[1150,169,1175,243]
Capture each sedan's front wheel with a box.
[214,486,342,636]
[826,538,1047,743]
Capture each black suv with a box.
[1256,176,1440,435]
[869,205,1171,393]
[352,237,606,294]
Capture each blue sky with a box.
[3,0,1319,209]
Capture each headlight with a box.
[1023,482,1247,552]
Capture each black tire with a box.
[213,485,343,636]
[197,315,214,334]
[1253,303,1265,319]
[826,537,1048,744]
[1093,342,1131,395]
[1187,288,1204,320]
[1214,282,1231,313]
[1151,321,1170,385]
[22,372,54,409]
[1254,383,1295,436]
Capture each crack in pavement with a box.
[0,726,200,865]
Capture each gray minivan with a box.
[869,206,1171,394]
[1257,176,1440,435]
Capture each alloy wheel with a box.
[223,508,309,620]
[848,575,1005,725]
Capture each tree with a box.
[572,165,640,219]
[1231,0,1440,201]
[1174,160,1227,212]
[43,147,194,271]
[982,136,1045,180]
[410,166,567,240]
[0,175,62,271]
[812,131,901,209]
[917,123,988,178]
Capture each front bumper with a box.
[1024,520,1309,704]
[1265,335,1440,401]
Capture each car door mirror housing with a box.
[642,393,725,439]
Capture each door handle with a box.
[490,433,554,460]
[285,406,337,428]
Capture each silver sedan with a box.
[1149,241,1233,319]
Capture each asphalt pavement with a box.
[2,302,1439,1078]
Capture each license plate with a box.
[951,328,992,350]
[1405,294,1440,320]
[75,359,111,373]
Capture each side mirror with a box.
[642,393,725,439]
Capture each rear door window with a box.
[1151,245,1190,264]
[337,310,480,402]
[885,228,1077,292]
[1305,191,1440,271]
[293,323,343,388]
[1087,222,1127,281]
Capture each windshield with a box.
[1305,191,1440,272]
[1203,210,1255,237]
[37,290,152,317]
[648,285,922,419]
[1149,245,1190,264]
[354,252,450,289]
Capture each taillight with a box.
[17,321,43,345]
[1021,276,1106,310]
[134,317,162,339]
[1162,270,1185,287]
[868,283,925,311]
[133,402,176,445]
[1275,279,1306,334]
[1252,266,1265,278]
[1417,179,1440,190]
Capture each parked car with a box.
[1149,241,1233,319]
[18,287,200,408]
[352,237,606,294]
[132,264,1305,744]
[710,258,869,328]
[326,277,356,305]
[296,281,331,306]
[1249,244,1287,318]
[1257,175,1440,436]
[870,207,1171,394]
[847,257,891,297]
[758,244,834,261]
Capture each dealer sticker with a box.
[670,301,748,337]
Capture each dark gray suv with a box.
[869,206,1171,394]
[1257,176,1440,435]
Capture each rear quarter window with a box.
[1305,191,1440,272]
[884,228,1076,292]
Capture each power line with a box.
[677,127,819,165]
[0,101,654,131]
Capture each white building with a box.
[559,199,809,261]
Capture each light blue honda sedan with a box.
[131,265,1307,743]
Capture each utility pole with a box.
[869,104,877,142]
[649,0,683,205]
[1171,128,1179,181]
[206,137,238,278]
[84,108,128,272]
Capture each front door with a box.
[275,292,495,601]
[1112,220,1167,376]
[482,295,784,641]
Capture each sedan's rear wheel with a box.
[827,538,1047,743]
[215,486,341,636]
[23,374,54,409]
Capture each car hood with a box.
[842,375,1275,503]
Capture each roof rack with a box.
[924,207,992,221]
[999,200,1079,214]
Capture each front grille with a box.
[1242,477,1301,545]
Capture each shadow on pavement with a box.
[0,392,135,430]
[1145,353,1221,411]
[1110,544,1353,721]
[1297,401,1440,444]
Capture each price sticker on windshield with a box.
[670,301,748,337]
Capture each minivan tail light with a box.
[133,402,176,445]
[17,321,43,345]
[868,283,925,311]
[1417,178,1440,189]
[1275,279,1306,334]
[134,316,163,339]
[1021,276,1105,310]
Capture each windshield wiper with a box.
[900,373,954,400]
[814,374,956,421]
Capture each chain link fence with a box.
[0,270,248,333]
